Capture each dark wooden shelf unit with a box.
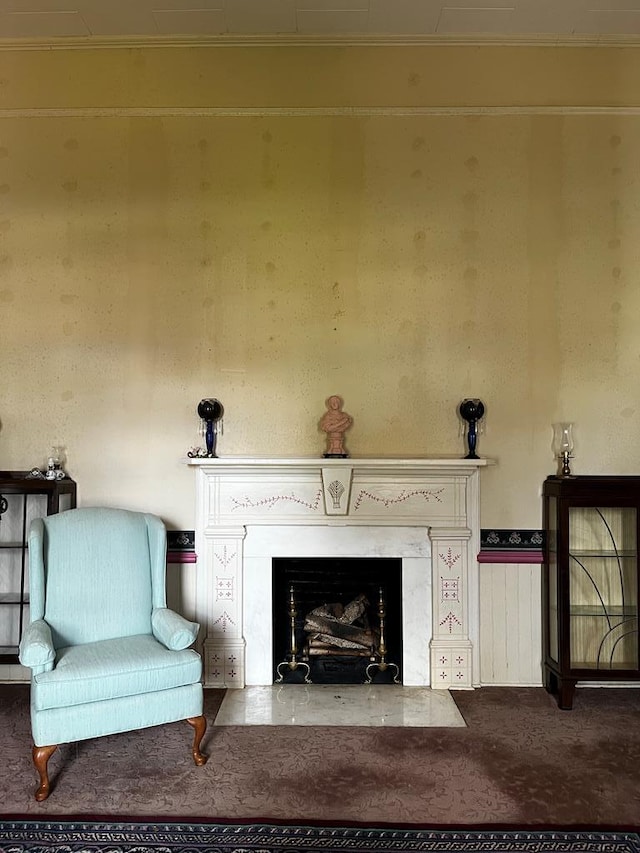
[0,472,77,664]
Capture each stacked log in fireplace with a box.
[272,557,402,684]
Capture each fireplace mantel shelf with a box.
[187,456,493,468]
[188,455,493,691]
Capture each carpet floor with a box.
[1,684,640,827]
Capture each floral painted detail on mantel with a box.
[353,488,444,511]
[439,547,461,571]
[230,490,323,512]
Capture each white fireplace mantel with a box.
[188,456,491,690]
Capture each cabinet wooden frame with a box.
[542,475,640,709]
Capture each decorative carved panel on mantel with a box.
[188,457,492,690]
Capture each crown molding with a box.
[2,105,640,118]
[2,32,640,51]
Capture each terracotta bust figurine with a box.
[320,395,353,458]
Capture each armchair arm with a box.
[152,608,199,651]
[18,619,56,673]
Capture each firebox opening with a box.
[272,557,403,685]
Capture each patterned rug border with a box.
[1,819,640,853]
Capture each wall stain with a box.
[62,180,78,193]
[465,156,479,172]
[414,230,425,243]
[200,181,211,191]
[200,220,211,236]
[265,261,276,273]
[621,407,635,418]
[411,169,422,179]
[610,135,622,148]
[61,390,74,401]
[407,72,421,87]
[201,256,212,267]
[412,136,426,151]
[261,221,272,231]
[0,289,14,302]
[262,131,273,144]
[62,256,74,268]
[460,229,479,243]
[64,139,79,151]
[463,190,478,205]
[612,267,621,279]
[464,267,478,281]
[608,238,621,249]
[198,139,208,152]
[611,302,622,314]
[60,294,78,304]
[202,296,214,308]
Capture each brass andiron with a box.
[365,587,400,684]
[276,585,312,684]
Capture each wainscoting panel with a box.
[479,562,543,686]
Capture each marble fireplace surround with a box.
[189,457,490,690]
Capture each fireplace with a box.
[188,457,490,690]
[272,557,403,684]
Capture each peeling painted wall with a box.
[1,45,639,529]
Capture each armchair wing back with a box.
[30,507,163,647]
[19,506,208,801]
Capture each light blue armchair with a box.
[18,507,207,801]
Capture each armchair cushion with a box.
[19,620,55,671]
[152,608,199,651]
[32,634,202,712]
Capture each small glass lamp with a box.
[552,422,574,477]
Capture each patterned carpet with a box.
[1,820,640,853]
[2,685,640,826]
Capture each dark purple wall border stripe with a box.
[167,551,197,564]
[478,549,543,564]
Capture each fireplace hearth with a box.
[189,457,491,689]
[272,557,402,684]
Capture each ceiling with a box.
[2,0,640,44]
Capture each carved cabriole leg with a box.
[32,744,57,801]
[187,716,208,765]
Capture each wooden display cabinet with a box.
[0,472,77,663]
[543,475,640,709]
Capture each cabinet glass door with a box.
[568,506,638,670]
[547,497,558,662]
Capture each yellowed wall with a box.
[1,44,639,529]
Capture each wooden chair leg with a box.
[186,715,208,765]
[32,744,57,801]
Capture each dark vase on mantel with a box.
[197,398,224,457]
[459,398,485,459]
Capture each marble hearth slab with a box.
[213,685,466,727]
